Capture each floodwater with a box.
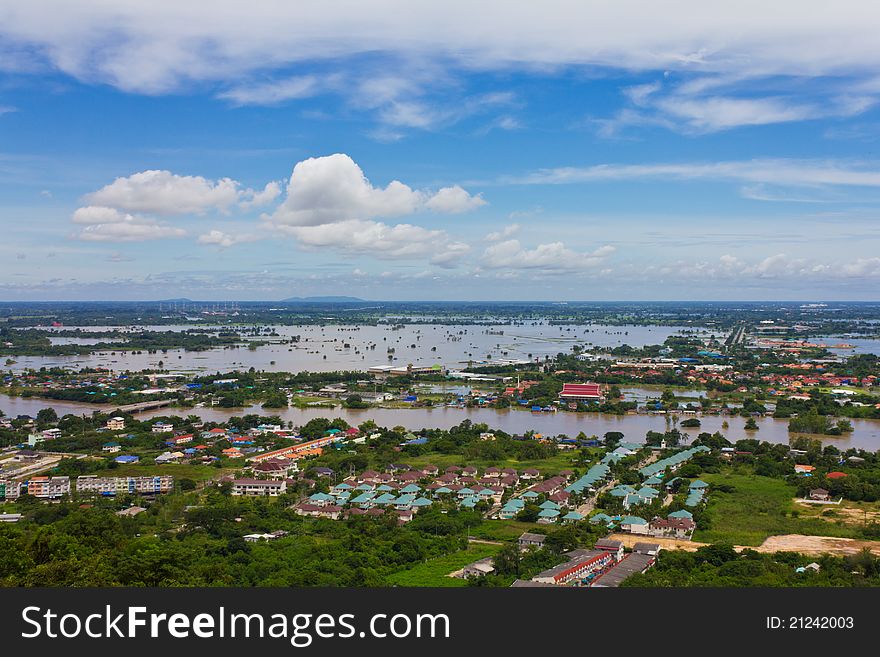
[3,393,879,451]
[7,323,717,374]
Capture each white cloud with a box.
[217,75,320,105]
[424,185,486,213]
[482,239,614,270]
[71,205,186,242]
[197,229,260,248]
[239,181,282,209]
[485,223,520,241]
[3,3,880,93]
[86,170,244,215]
[514,158,880,188]
[72,205,134,225]
[268,153,484,226]
[277,218,470,265]
[77,221,186,242]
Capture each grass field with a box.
[108,463,236,482]
[694,472,861,546]
[392,452,581,474]
[468,519,543,541]
[385,543,501,587]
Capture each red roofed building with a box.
[559,383,603,401]
[826,471,848,480]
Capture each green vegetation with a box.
[385,543,501,587]
[695,472,861,545]
[625,544,880,587]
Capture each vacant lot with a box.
[108,463,236,482]
[385,543,501,587]
[609,532,880,557]
[795,499,880,527]
[693,472,861,546]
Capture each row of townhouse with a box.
[26,476,71,499]
[0,479,21,500]
[76,475,174,496]
[248,433,346,463]
[231,478,288,496]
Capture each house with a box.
[106,417,126,431]
[460,557,496,579]
[558,382,603,402]
[294,503,343,520]
[0,513,24,523]
[809,488,830,501]
[633,542,661,556]
[594,538,625,561]
[826,471,848,480]
[648,516,695,539]
[102,441,121,453]
[253,458,298,479]
[168,433,194,445]
[152,422,174,433]
[620,516,650,534]
[537,508,561,523]
[14,450,40,462]
[114,455,140,464]
[231,478,287,496]
[155,451,183,463]
[518,532,547,549]
[222,447,243,459]
[794,464,816,475]
[115,506,146,517]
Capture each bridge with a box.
[114,399,176,413]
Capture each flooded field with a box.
[8,322,719,373]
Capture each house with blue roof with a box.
[620,516,650,534]
[537,508,560,522]
[374,493,398,505]
[562,511,583,523]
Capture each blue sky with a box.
[2,2,880,301]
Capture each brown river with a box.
[3,393,879,451]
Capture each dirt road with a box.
[608,532,880,557]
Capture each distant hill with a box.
[156,298,193,303]
[281,296,366,303]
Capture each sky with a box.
[2,1,880,301]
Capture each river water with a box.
[3,393,879,451]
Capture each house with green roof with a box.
[539,500,560,510]
[668,509,694,520]
[590,513,615,528]
[537,508,560,522]
[562,511,583,523]
[620,515,650,534]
